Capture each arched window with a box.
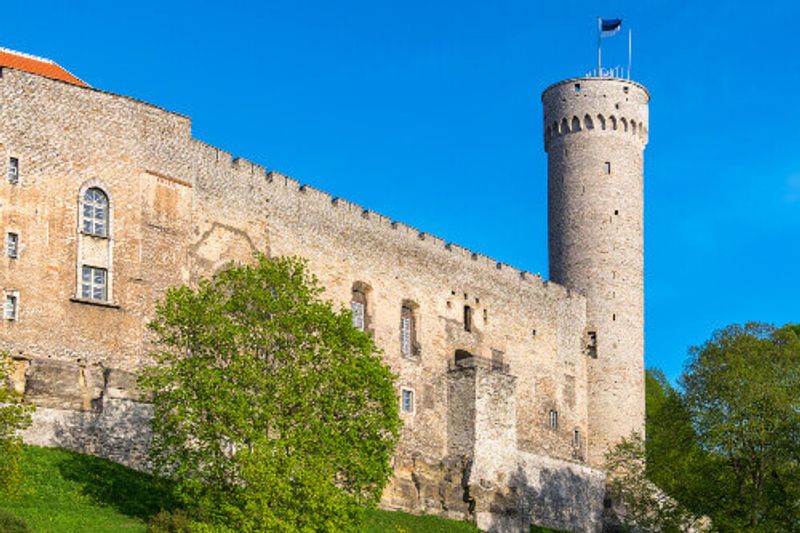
[631,121,637,135]
[583,114,594,130]
[597,114,606,130]
[571,116,581,132]
[83,187,109,237]
[560,117,569,134]
[609,116,617,130]
[620,117,628,132]
[552,121,559,135]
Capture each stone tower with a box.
[542,77,649,467]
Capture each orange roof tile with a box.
[0,48,88,87]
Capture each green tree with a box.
[0,352,34,494]
[606,432,705,532]
[645,369,726,521]
[139,255,402,532]
[682,323,800,531]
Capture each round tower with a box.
[542,77,649,467]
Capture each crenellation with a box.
[0,56,649,533]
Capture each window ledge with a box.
[69,297,120,309]
[79,231,109,240]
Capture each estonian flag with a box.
[600,18,622,37]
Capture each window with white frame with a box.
[82,187,109,237]
[400,304,417,357]
[8,158,19,185]
[6,233,18,258]
[4,292,18,320]
[351,288,366,331]
[548,409,558,430]
[81,265,108,301]
[401,388,415,414]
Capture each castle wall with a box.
[0,68,606,531]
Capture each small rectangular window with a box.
[400,306,415,357]
[604,162,611,174]
[6,233,18,258]
[574,83,581,92]
[548,409,558,430]
[573,429,581,447]
[4,293,18,320]
[401,388,414,414]
[463,305,473,332]
[8,158,19,185]
[81,265,108,301]
[351,301,365,331]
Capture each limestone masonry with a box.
[0,50,648,532]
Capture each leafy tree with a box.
[605,432,706,532]
[682,323,800,531]
[645,369,725,520]
[0,351,34,494]
[139,255,402,532]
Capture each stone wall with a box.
[0,67,626,531]
[543,78,648,467]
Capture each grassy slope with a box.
[0,446,478,533]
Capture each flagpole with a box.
[597,16,602,76]
[627,29,632,80]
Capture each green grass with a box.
[363,509,478,532]
[0,446,478,533]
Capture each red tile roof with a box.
[0,48,88,87]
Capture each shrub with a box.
[0,509,30,533]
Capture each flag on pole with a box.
[600,18,622,37]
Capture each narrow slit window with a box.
[400,305,417,357]
[401,388,415,414]
[81,265,108,301]
[604,162,611,174]
[548,410,558,430]
[463,305,473,332]
[573,429,581,447]
[351,291,366,331]
[8,158,19,185]
[6,233,18,258]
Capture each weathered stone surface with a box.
[105,368,144,401]
[0,64,647,533]
[24,360,84,410]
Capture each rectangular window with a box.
[8,157,19,185]
[463,305,472,332]
[400,316,412,356]
[548,410,558,430]
[81,265,108,301]
[6,233,18,258]
[587,331,598,358]
[4,293,17,320]
[401,388,414,414]
[351,301,365,331]
[573,429,581,447]
[604,162,611,174]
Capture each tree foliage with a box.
[606,432,707,532]
[0,351,34,494]
[139,255,402,532]
[681,322,800,531]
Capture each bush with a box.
[140,255,402,532]
[0,352,34,495]
[0,509,30,533]
[147,509,192,533]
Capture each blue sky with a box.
[6,1,799,383]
